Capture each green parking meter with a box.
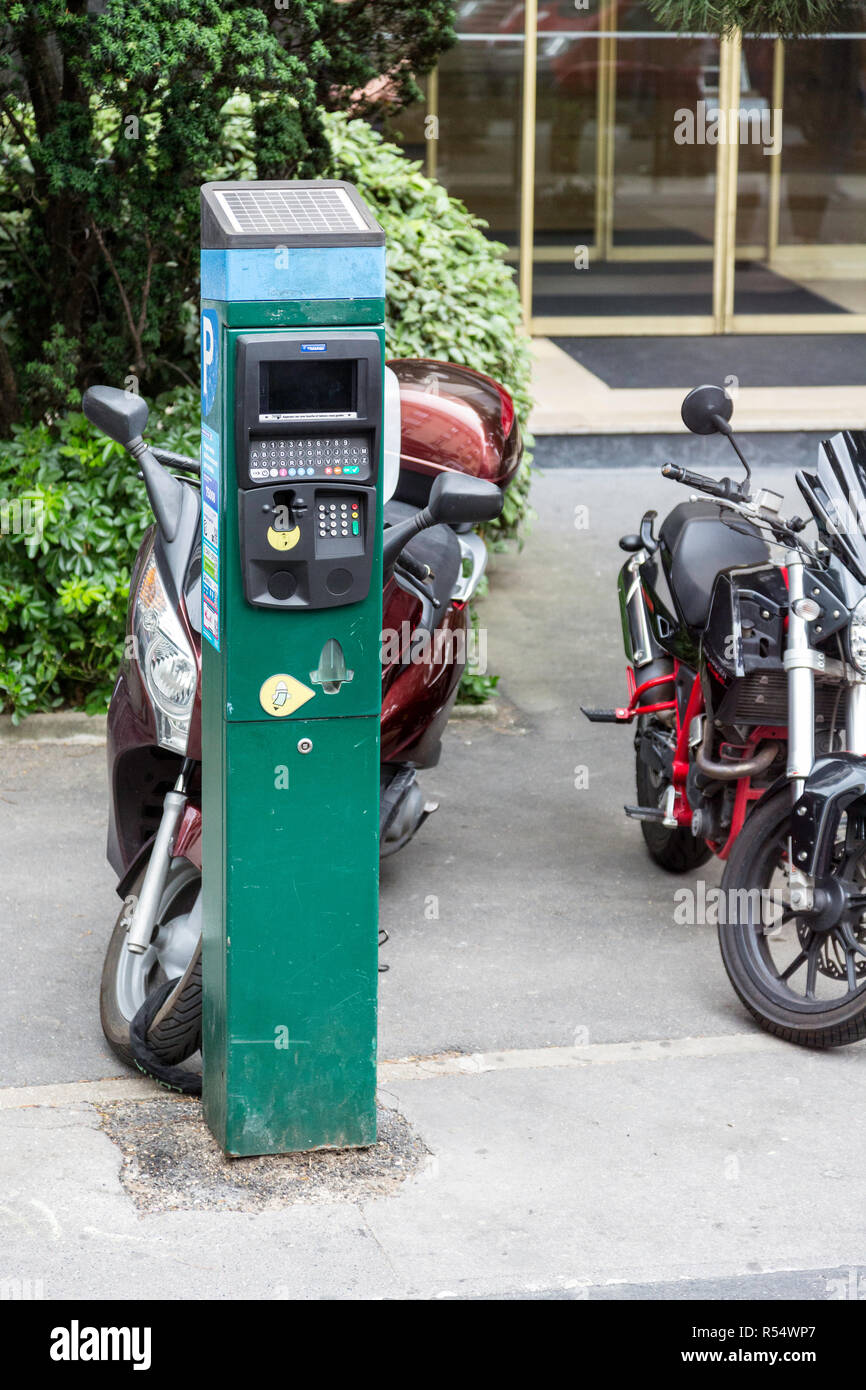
[199,182,385,1156]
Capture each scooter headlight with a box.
[146,635,197,713]
[132,551,196,752]
[850,596,866,674]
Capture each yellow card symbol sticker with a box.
[267,523,301,552]
[259,673,315,718]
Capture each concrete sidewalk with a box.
[2,468,865,1300]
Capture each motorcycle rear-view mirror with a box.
[82,385,149,449]
[681,384,734,437]
[382,471,504,571]
[82,384,186,542]
[427,472,503,527]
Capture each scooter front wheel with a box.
[100,857,202,1068]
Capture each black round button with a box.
[326,568,352,596]
[268,571,297,601]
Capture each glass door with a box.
[729,32,866,332]
[394,4,866,336]
[530,1,721,333]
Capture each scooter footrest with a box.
[623,803,668,822]
[581,706,631,724]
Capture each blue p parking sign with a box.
[201,310,219,418]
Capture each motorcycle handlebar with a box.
[151,447,200,476]
[661,463,745,503]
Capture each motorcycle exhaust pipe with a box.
[125,768,190,955]
[695,717,780,781]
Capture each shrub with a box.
[0,0,455,432]
[0,390,196,717]
[323,112,533,546]
[0,109,533,717]
[646,0,860,36]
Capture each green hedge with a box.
[0,391,197,716]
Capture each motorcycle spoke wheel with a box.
[719,787,866,1047]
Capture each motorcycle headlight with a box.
[849,596,866,674]
[132,550,196,752]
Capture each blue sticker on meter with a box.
[201,310,219,418]
[201,423,220,651]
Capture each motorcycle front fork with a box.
[784,551,814,805]
[785,550,866,809]
[783,551,866,916]
[125,758,194,955]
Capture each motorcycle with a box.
[584,382,866,1047]
[83,359,520,1076]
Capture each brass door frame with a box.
[593,1,617,263]
[519,0,539,326]
[711,27,741,331]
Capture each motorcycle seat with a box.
[659,500,768,629]
[384,499,463,613]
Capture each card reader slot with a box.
[238,482,374,610]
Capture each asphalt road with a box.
[2,464,865,1300]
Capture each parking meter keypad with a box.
[316,495,363,553]
[249,435,370,482]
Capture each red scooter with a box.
[83,359,521,1075]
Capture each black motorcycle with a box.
[585,383,866,1047]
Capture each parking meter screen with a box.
[260,360,356,420]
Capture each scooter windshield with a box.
[797,430,866,584]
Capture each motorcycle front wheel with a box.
[100,857,202,1069]
[719,786,866,1047]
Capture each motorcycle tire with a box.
[635,722,712,873]
[719,786,866,1047]
[100,858,202,1069]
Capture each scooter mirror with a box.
[82,385,149,449]
[681,384,734,437]
[427,471,503,526]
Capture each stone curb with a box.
[0,704,497,744]
[0,712,108,744]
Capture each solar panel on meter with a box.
[201,180,383,249]
[214,187,369,237]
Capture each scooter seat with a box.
[659,499,768,629]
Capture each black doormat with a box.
[612,228,713,247]
[535,259,846,321]
[549,332,866,389]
